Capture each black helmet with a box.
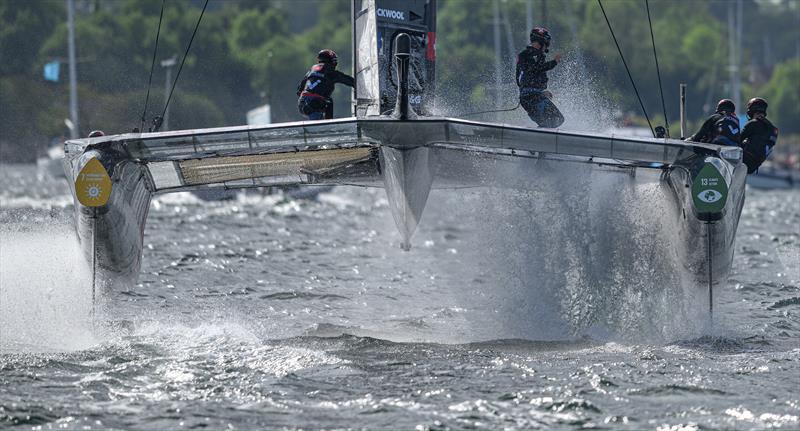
[88,130,105,138]
[529,27,552,47]
[317,49,338,66]
[746,97,768,117]
[716,99,735,113]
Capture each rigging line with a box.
[155,0,209,132]
[140,0,166,132]
[596,0,655,138]
[91,208,97,319]
[707,222,714,320]
[646,0,669,137]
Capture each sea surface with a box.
[1,163,798,430]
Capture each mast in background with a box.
[728,0,743,120]
[493,0,502,112]
[680,83,687,139]
[526,0,532,36]
[67,0,79,139]
[735,0,742,117]
[161,56,177,131]
[796,3,800,59]
[542,0,547,26]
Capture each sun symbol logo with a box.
[86,185,101,199]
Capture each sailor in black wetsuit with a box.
[297,49,355,120]
[687,99,741,146]
[740,97,779,174]
[516,27,564,128]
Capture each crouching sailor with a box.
[688,99,741,146]
[740,97,779,174]
[297,49,354,120]
[516,27,564,128]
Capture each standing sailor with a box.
[297,49,355,120]
[687,99,741,146]
[516,27,564,128]
[740,97,779,174]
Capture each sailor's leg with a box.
[324,100,334,120]
[520,93,561,128]
[520,95,541,125]
[298,97,316,118]
[299,97,326,120]
[536,96,564,128]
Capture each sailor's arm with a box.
[333,71,355,88]
[687,117,714,142]
[524,55,558,75]
[740,120,771,148]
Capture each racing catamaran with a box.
[63,0,746,313]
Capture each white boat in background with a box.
[746,165,799,189]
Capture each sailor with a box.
[687,99,740,146]
[740,97,779,174]
[297,49,355,120]
[516,27,564,128]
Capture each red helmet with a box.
[529,27,552,47]
[746,97,768,116]
[716,99,735,113]
[317,49,338,66]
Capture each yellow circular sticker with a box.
[75,158,112,207]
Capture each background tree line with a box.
[1,0,798,162]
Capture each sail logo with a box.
[697,189,722,203]
[377,8,405,20]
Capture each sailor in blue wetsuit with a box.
[516,27,564,128]
[688,99,741,146]
[297,49,355,120]
[740,97,779,174]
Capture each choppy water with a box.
[1,163,798,430]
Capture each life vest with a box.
[710,113,740,146]
[741,117,779,174]
[299,64,336,100]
